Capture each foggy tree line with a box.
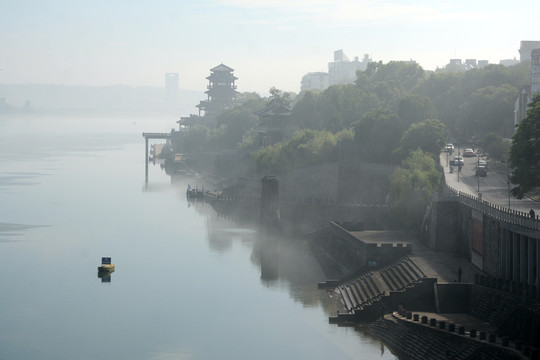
[178,61,532,229]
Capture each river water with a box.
[0,115,397,360]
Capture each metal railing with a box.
[439,184,540,231]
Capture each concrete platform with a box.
[397,311,497,333]
[347,230,415,246]
[407,238,481,284]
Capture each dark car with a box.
[475,164,487,177]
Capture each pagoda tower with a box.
[196,63,238,116]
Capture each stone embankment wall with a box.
[368,278,539,359]
[212,157,393,234]
[371,315,526,360]
[424,186,540,284]
[337,141,397,204]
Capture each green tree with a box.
[389,149,442,230]
[251,129,340,174]
[479,132,510,162]
[181,125,210,153]
[318,84,376,132]
[509,94,540,198]
[353,108,403,162]
[315,84,380,132]
[335,128,354,141]
[414,72,462,133]
[356,61,425,109]
[291,90,322,130]
[268,87,293,108]
[395,119,448,159]
[398,94,438,127]
[415,63,529,138]
[215,106,259,149]
[457,84,517,138]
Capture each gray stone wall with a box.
[483,217,502,278]
[434,200,459,252]
[337,141,397,204]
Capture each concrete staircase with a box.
[326,256,429,323]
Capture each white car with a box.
[463,148,475,157]
[444,143,455,153]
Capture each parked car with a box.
[463,148,475,157]
[450,156,464,166]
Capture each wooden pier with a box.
[142,132,171,182]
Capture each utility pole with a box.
[508,164,511,209]
[477,154,480,193]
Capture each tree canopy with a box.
[394,119,448,159]
[509,94,540,198]
[397,94,437,128]
[415,63,529,137]
[251,129,342,174]
[353,108,403,163]
[389,149,442,230]
[479,132,510,163]
[268,87,293,108]
[457,84,517,138]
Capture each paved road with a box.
[440,152,539,213]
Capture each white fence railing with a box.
[439,184,540,231]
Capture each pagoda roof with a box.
[256,104,292,116]
[210,63,234,72]
[177,115,201,126]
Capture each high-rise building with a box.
[499,58,520,67]
[518,41,540,62]
[300,72,329,92]
[531,49,540,95]
[514,46,540,128]
[328,50,372,86]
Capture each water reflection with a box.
[176,170,397,357]
[98,274,112,283]
[0,222,47,242]
[185,186,333,308]
[0,116,399,359]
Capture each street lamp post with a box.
[508,165,511,209]
[477,154,480,193]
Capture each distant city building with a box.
[499,58,520,67]
[300,72,329,92]
[531,48,540,95]
[328,50,372,86]
[518,41,540,62]
[465,59,477,68]
[165,73,179,106]
[514,47,540,128]
[300,50,373,91]
[438,59,489,73]
[514,86,532,128]
[477,60,489,68]
[196,63,238,116]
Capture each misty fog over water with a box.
[0,115,397,359]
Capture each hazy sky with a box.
[1,0,539,94]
